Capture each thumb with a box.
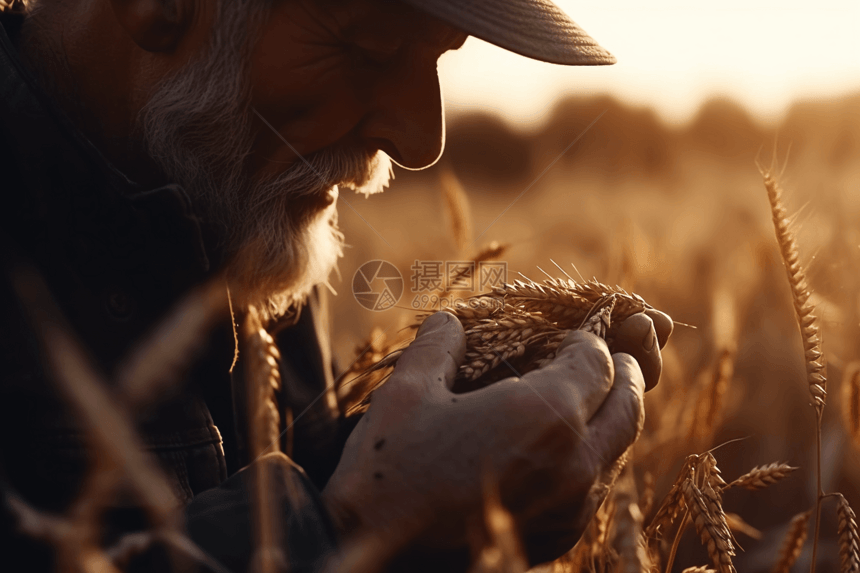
[392,311,466,392]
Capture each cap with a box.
[399,0,615,66]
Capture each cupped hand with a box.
[322,308,672,568]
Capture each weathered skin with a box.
[323,310,671,566]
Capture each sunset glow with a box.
[440,0,860,127]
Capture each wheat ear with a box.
[646,456,697,540]
[836,495,860,573]
[761,166,827,573]
[771,510,811,573]
[761,167,826,409]
[242,306,285,573]
[724,462,799,491]
[682,479,736,573]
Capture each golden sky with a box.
[439,0,860,128]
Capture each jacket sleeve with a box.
[183,452,339,573]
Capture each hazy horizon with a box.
[439,0,860,129]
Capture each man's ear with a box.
[110,0,191,52]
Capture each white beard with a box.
[137,1,392,322]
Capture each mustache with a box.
[249,143,394,210]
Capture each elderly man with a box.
[0,0,672,571]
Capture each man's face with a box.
[138,0,467,319]
[249,0,468,177]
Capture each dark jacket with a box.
[0,12,347,572]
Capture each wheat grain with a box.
[350,267,660,398]
[724,463,798,492]
[700,453,728,491]
[837,495,860,573]
[682,567,716,573]
[771,510,811,573]
[761,168,827,410]
[682,479,736,573]
[698,454,738,555]
[645,456,697,540]
[447,277,652,387]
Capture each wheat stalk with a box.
[771,510,811,573]
[682,567,717,573]
[688,288,738,444]
[724,462,799,492]
[241,306,286,573]
[470,479,529,573]
[612,467,651,573]
[440,169,473,253]
[242,306,283,456]
[8,270,232,572]
[842,363,860,446]
[725,513,762,540]
[641,472,656,522]
[689,348,736,444]
[761,166,828,573]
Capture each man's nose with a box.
[358,61,445,170]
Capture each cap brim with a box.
[400,0,615,66]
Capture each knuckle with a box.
[557,335,613,379]
[613,353,646,395]
[576,342,614,382]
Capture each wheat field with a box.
[331,93,860,572]
[7,92,860,572]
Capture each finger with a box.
[517,330,614,424]
[645,309,674,349]
[610,313,661,391]
[392,311,466,392]
[581,353,645,472]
